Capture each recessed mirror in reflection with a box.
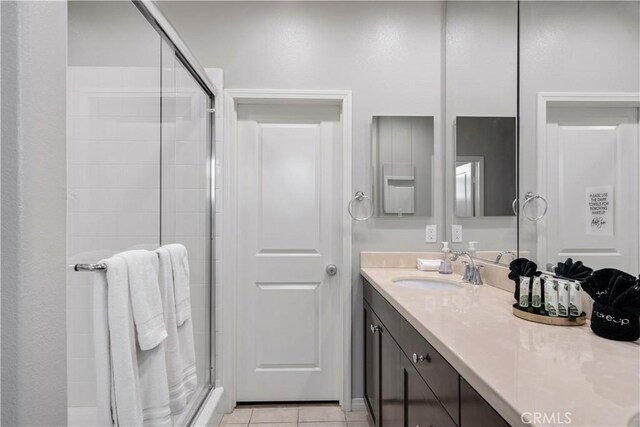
[455,116,516,217]
[372,116,434,217]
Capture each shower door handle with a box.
[326,264,338,276]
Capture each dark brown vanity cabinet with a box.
[363,278,509,427]
[403,354,457,427]
[364,301,404,427]
[364,302,381,425]
[460,378,510,427]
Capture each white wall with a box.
[519,1,640,263]
[68,0,158,67]
[1,1,68,424]
[157,0,445,399]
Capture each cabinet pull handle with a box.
[370,324,381,334]
[412,352,431,364]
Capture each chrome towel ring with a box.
[348,191,374,221]
[512,192,548,221]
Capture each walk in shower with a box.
[66,1,215,424]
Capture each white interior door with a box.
[236,103,342,401]
[456,162,474,217]
[544,106,639,272]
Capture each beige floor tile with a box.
[299,422,347,427]
[299,406,345,422]
[250,407,299,423]
[248,424,296,427]
[346,422,372,427]
[222,408,253,425]
[223,425,249,427]
[344,412,368,422]
[242,403,298,408]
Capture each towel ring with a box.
[513,192,548,221]
[348,191,374,221]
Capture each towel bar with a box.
[71,251,164,272]
[72,263,108,272]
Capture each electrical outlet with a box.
[425,225,437,243]
[452,224,463,243]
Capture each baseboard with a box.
[351,398,366,412]
[193,387,225,426]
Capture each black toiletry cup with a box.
[590,302,640,341]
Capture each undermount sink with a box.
[393,278,461,291]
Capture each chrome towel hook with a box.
[512,192,548,221]
[348,191,374,221]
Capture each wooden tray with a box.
[512,304,586,326]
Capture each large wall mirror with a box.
[518,1,640,274]
[445,1,519,262]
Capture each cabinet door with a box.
[460,377,509,427]
[399,317,459,425]
[381,326,403,427]
[403,355,457,427]
[364,302,381,425]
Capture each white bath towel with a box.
[106,255,144,426]
[156,247,198,415]
[121,250,167,351]
[93,263,114,426]
[164,244,191,326]
[118,250,172,426]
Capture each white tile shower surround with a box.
[67,65,216,421]
[221,404,372,427]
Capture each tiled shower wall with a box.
[67,64,215,410]
[67,66,161,406]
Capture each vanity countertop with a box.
[361,267,640,427]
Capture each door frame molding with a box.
[536,92,640,266]
[221,89,353,411]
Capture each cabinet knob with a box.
[370,324,381,334]
[412,352,431,364]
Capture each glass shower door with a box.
[160,38,213,424]
[67,1,214,425]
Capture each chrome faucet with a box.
[450,251,483,286]
[495,250,516,264]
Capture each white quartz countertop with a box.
[361,267,640,427]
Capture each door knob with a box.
[326,264,338,276]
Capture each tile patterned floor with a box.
[220,403,373,427]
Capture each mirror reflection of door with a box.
[455,157,483,217]
[543,104,639,272]
[454,116,516,217]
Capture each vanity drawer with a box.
[363,279,402,340]
[399,316,460,425]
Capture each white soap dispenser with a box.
[468,241,478,258]
[439,241,453,274]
